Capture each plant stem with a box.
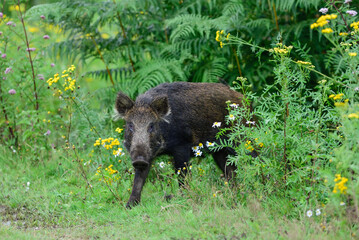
[72,146,95,195]
[70,97,100,137]
[272,2,280,36]
[17,0,39,111]
[231,47,242,77]
[112,0,136,72]
[0,78,15,141]
[329,0,351,33]
[89,36,115,86]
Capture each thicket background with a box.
[0,0,358,239]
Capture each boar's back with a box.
[137,82,243,149]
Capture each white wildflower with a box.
[246,120,255,125]
[192,146,199,152]
[195,150,202,157]
[306,210,313,218]
[212,122,221,128]
[10,146,16,153]
[159,162,165,168]
[316,209,321,216]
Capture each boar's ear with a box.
[115,92,134,119]
[150,96,171,119]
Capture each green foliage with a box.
[1,0,359,238]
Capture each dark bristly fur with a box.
[115,82,244,208]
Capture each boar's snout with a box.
[132,156,149,169]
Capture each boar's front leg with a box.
[173,145,191,187]
[126,167,150,208]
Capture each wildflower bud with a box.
[26,48,36,52]
[43,35,50,40]
[319,8,328,14]
[0,31,2,36]
[347,10,357,17]
[0,12,3,18]
[5,67,12,74]
[6,21,13,26]
[38,74,44,80]
[8,89,16,95]
[51,63,55,67]
[40,15,45,20]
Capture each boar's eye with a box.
[127,122,134,132]
[148,123,155,133]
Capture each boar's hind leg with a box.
[126,167,150,208]
[212,149,236,180]
[172,145,191,187]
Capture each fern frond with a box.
[129,59,188,96]
[166,14,214,42]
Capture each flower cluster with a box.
[329,93,349,108]
[329,93,344,101]
[215,30,230,48]
[113,147,124,157]
[333,174,348,194]
[306,209,321,218]
[94,137,120,149]
[192,143,203,157]
[351,21,359,30]
[245,140,254,151]
[348,52,357,57]
[296,60,315,68]
[321,28,333,34]
[115,127,123,133]
[347,113,359,119]
[310,14,337,30]
[96,165,120,185]
[197,167,205,176]
[269,43,293,55]
[47,65,78,93]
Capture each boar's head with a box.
[115,92,170,170]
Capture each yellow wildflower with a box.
[331,93,344,100]
[348,52,357,57]
[115,127,123,133]
[322,28,333,34]
[226,33,230,40]
[311,14,337,29]
[296,60,312,65]
[28,27,40,33]
[333,174,348,194]
[348,113,359,119]
[350,21,359,30]
[334,102,347,107]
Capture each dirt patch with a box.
[0,204,59,229]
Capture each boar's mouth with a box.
[132,156,150,169]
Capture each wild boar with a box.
[115,82,244,208]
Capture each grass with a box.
[0,146,357,240]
